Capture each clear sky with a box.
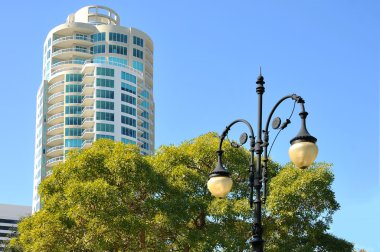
[0,0,378,250]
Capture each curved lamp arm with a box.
[261,94,317,203]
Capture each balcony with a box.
[51,59,85,71]
[82,95,94,106]
[51,47,91,60]
[81,106,94,117]
[47,102,64,115]
[82,73,95,84]
[46,156,64,168]
[81,140,93,149]
[48,91,64,104]
[82,117,94,128]
[46,134,64,146]
[52,35,92,47]
[48,81,64,94]
[46,169,53,177]
[82,128,94,139]
[82,84,94,96]
[47,123,64,135]
[46,145,64,157]
[47,112,64,125]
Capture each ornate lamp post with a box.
[207,73,318,252]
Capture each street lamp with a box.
[207,73,318,252]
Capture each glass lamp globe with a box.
[289,140,318,169]
[207,176,233,198]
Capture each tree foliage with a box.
[9,134,354,251]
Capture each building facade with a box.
[33,6,155,213]
[0,204,31,251]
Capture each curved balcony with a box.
[82,84,94,96]
[82,73,95,84]
[52,35,92,47]
[46,145,64,157]
[82,140,93,149]
[48,81,64,94]
[82,95,94,106]
[48,91,64,104]
[82,117,94,128]
[50,67,82,79]
[47,102,64,115]
[47,123,64,136]
[82,128,94,139]
[47,112,64,125]
[47,134,64,146]
[52,47,91,60]
[82,106,94,117]
[51,59,85,71]
[46,169,53,177]
[46,156,64,168]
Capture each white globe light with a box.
[207,176,233,198]
[289,141,318,169]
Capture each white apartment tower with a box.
[33,6,155,212]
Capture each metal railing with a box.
[47,112,64,123]
[46,156,64,165]
[47,134,64,144]
[48,91,64,102]
[47,123,64,133]
[47,102,64,112]
[47,145,64,154]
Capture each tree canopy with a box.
[8,133,354,251]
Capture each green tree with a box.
[13,140,168,251]
[10,134,353,251]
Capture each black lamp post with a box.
[207,73,318,252]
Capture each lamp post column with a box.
[251,74,265,252]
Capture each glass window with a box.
[109,32,128,43]
[65,128,83,136]
[65,106,82,115]
[65,139,82,148]
[96,78,114,88]
[121,126,136,138]
[66,74,82,82]
[141,131,149,140]
[109,44,128,55]
[141,111,149,119]
[121,104,136,116]
[96,89,114,99]
[96,134,114,140]
[121,93,136,105]
[141,121,149,130]
[121,82,136,94]
[121,115,136,127]
[133,48,143,59]
[96,123,114,133]
[140,90,149,99]
[96,67,114,77]
[121,72,136,84]
[91,32,106,42]
[141,100,150,109]
[132,60,144,72]
[90,44,106,54]
[109,57,128,67]
[141,142,149,150]
[65,117,82,125]
[96,100,114,110]
[66,84,82,93]
[121,138,136,145]
[65,95,82,104]
[133,36,144,47]
[96,112,114,121]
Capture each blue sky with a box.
[0,0,378,250]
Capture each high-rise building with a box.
[0,204,31,251]
[33,6,155,213]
